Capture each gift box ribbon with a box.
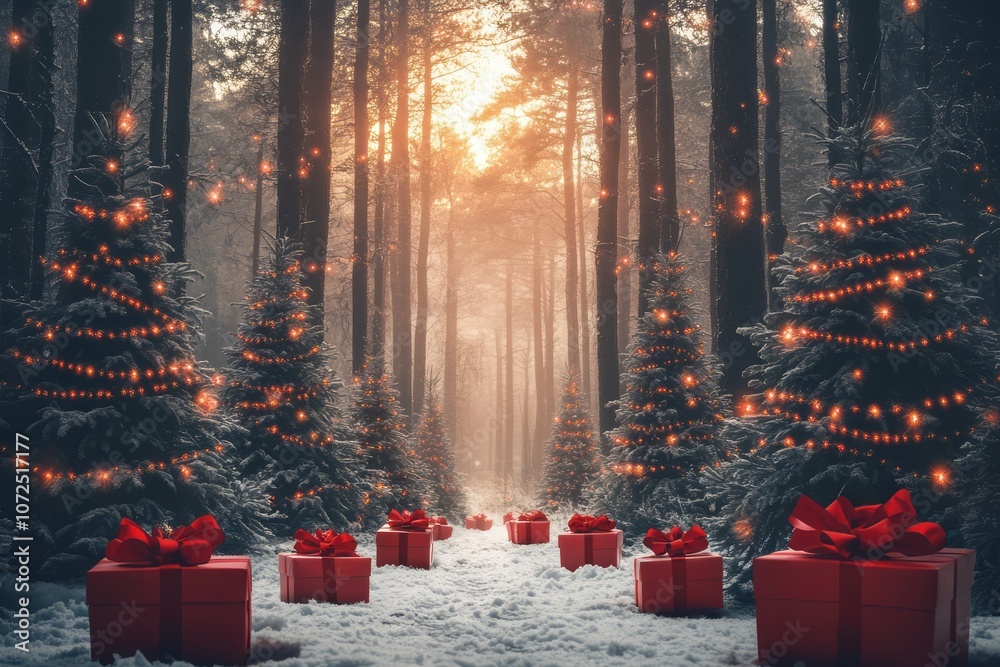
[105,516,225,659]
[517,510,547,542]
[788,489,945,560]
[293,529,359,557]
[387,509,430,531]
[642,525,709,610]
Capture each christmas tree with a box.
[589,254,728,533]
[412,385,468,521]
[221,239,366,530]
[0,119,269,576]
[351,355,424,519]
[708,125,1000,595]
[539,373,599,510]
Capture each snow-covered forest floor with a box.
[4,518,1000,666]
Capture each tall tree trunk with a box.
[149,0,168,167]
[2,0,52,322]
[655,4,679,253]
[562,68,581,373]
[494,327,503,475]
[505,269,514,484]
[352,0,370,372]
[69,0,135,196]
[762,0,786,302]
[444,201,458,439]
[164,0,192,263]
[250,137,265,279]
[390,0,412,416]
[597,0,623,443]
[576,126,591,405]
[276,0,308,240]
[707,0,718,353]
[711,0,766,402]
[823,0,842,164]
[617,50,632,358]
[371,0,388,357]
[29,4,55,302]
[634,0,657,316]
[531,224,547,469]
[521,337,531,486]
[546,252,556,413]
[302,0,335,320]
[845,0,880,125]
[413,0,432,416]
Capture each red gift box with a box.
[508,510,550,544]
[87,556,251,665]
[633,525,723,613]
[753,490,971,667]
[375,528,434,568]
[428,516,453,541]
[465,514,493,530]
[502,511,515,524]
[278,553,371,604]
[558,514,622,571]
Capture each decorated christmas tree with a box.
[221,239,366,530]
[351,355,425,518]
[0,119,269,576]
[590,254,728,533]
[539,373,599,510]
[412,385,468,521]
[708,125,1000,595]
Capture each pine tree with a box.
[590,254,728,533]
[222,239,366,530]
[539,373,599,510]
[0,120,269,576]
[708,125,1000,596]
[412,386,467,521]
[352,355,424,519]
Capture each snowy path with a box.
[4,523,1000,666]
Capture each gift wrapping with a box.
[465,514,493,530]
[87,556,251,666]
[278,552,371,604]
[508,511,550,544]
[558,529,623,571]
[633,551,723,613]
[375,527,434,569]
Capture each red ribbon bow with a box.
[518,510,548,522]
[643,525,709,557]
[105,515,224,566]
[387,509,430,531]
[788,489,946,559]
[293,528,359,557]
[568,513,617,533]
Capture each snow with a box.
[4,523,1000,666]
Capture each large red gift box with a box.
[87,556,251,666]
[428,516,453,541]
[465,514,493,530]
[278,552,371,604]
[508,510,550,544]
[755,550,960,667]
[754,490,973,667]
[375,527,434,568]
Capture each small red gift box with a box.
[502,511,515,524]
[508,510,550,544]
[633,525,723,613]
[278,552,370,604]
[754,490,971,667]
[428,516,453,541]
[465,513,493,530]
[376,509,434,569]
[87,517,249,666]
[558,514,623,571]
